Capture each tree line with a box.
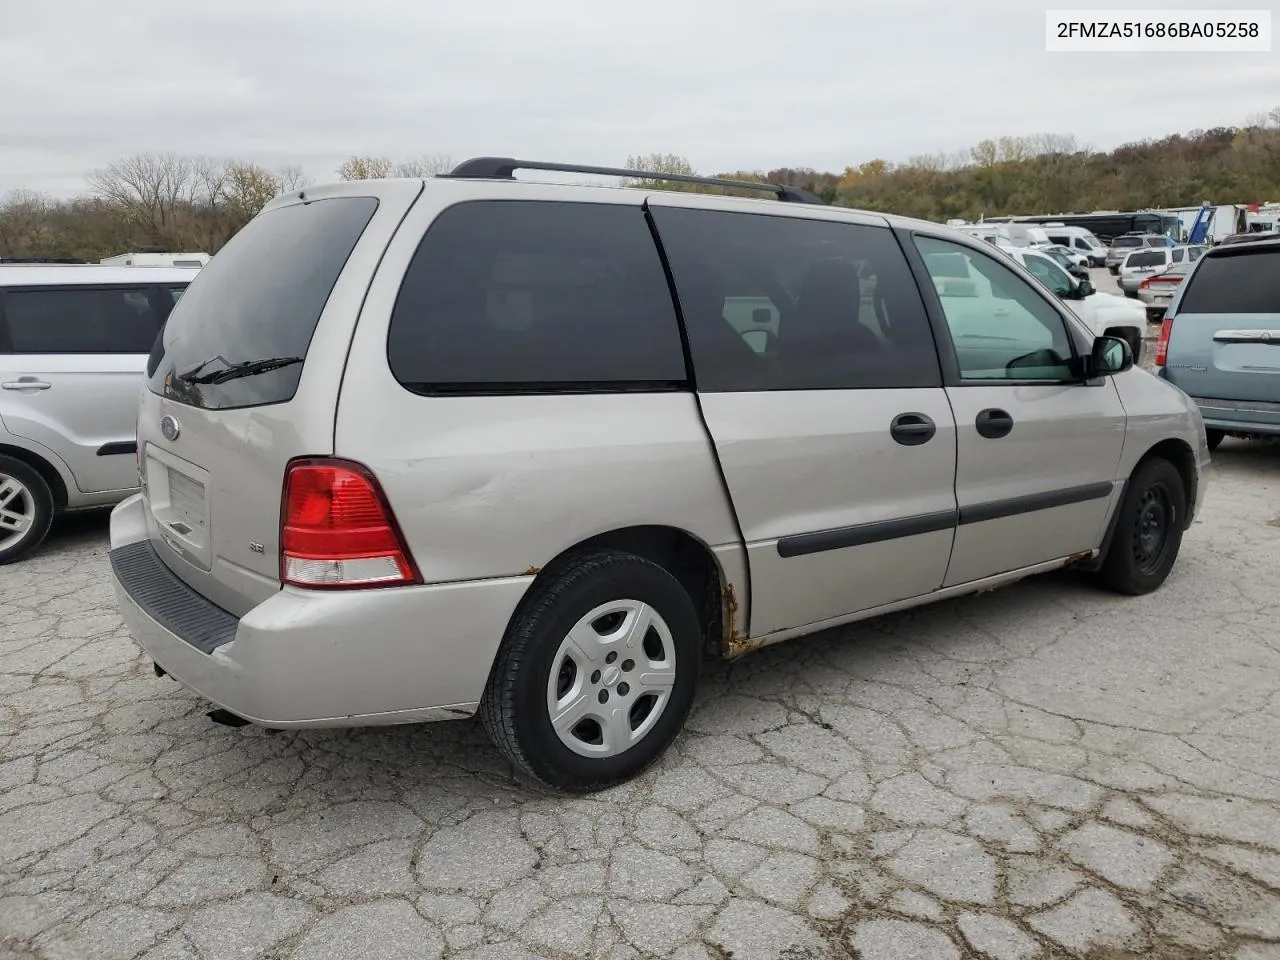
[3,109,1277,263]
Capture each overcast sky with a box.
[1,0,1276,196]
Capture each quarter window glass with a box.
[651,208,941,391]
[0,286,160,353]
[388,201,687,392]
[914,236,1075,382]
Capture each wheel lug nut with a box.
[606,651,618,664]
[617,682,630,696]
[622,659,635,672]
[590,670,601,684]
[598,690,609,704]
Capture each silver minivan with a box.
[1155,237,1280,448]
[0,264,197,562]
[109,160,1211,791]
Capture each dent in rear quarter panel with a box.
[330,178,750,645]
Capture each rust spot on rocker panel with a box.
[722,581,750,657]
[523,566,542,576]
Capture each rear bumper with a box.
[1191,397,1280,437]
[108,494,532,728]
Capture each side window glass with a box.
[651,208,941,391]
[913,236,1075,382]
[0,287,160,354]
[388,201,687,392]
[1172,248,1184,262]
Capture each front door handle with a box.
[890,412,936,446]
[1,378,52,391]
[975,407,1014,439]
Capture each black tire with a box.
[1205,429,1225,451]
[1096,457,1186,596]
[0,455,55,565]
[1108,266,1120,275]
[480,549,703,792]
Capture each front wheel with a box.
[0,456,55,565]
[480,549,703,792]
[1096,457,1186,595]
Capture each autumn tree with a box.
[621,153,701,191]
[337,155,393,181]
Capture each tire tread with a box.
[480,548,698,792]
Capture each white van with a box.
[1004,224,1053,248]
[1042,225,1107,266]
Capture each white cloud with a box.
[1,0,1275,195]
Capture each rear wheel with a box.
[480,549,702,792]
[1205,429,1225,451]
[0,456,55,564]
[1096,457,1186,595]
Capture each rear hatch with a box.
[136,180,423,615]
[1162,243,1280,406]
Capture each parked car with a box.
[1042,243,1091,274]
[1002,247,1147,361]
[1137,261,1192,322]
[1106,234,1170,273]
[108,159,1210,791]
[0,264,197,562]
[1156,236,1280,450]
[1119,246,1208,296]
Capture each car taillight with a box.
[280,458,420,589]
[1154,317,1174,367]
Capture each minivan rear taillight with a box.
[281,459,420,589]
[1154,317,1174,367]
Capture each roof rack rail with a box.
[442,157,826,205]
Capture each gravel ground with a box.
[2,397,1279,959]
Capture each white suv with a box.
[109,159,1209,791]
[991,246,1147,362]
[0,264,198,561]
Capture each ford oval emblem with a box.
[160,415,181,442]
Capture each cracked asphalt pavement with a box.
[3,440,1279,960]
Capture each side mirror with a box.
[1091,335,1133,376]
[1075,278,1095,298]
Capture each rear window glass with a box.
[0,286,160,354]
[147,197,377,409]
[1127,251,1164,267]
[1177,249,1280,314]
[387,201,687,393]
[1114,237,1143,247]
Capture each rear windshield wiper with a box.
[183,356,304,385]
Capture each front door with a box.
[648,199,959,638]
[910,234,1127,586]
[0,284,167,493]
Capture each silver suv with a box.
[109,159,1211,791]
[0,264,197,562]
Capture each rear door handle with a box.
[975,407,1014,439]
[1,379,51,391]
[890,412,936,446]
